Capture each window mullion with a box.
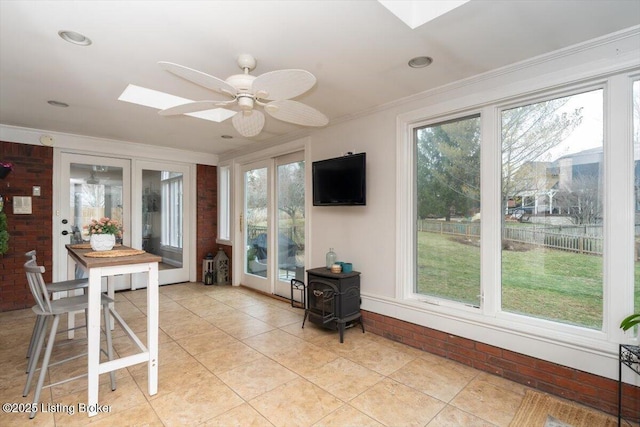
[607,74,636,343]
[481,106,501,315]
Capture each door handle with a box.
[61,230,69,236]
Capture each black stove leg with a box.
[302,310,308,329]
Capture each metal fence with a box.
[247,225,301,244]
[417,219,603,255]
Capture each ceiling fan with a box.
[157,54,329,137]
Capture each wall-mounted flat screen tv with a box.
[312,153,366,206]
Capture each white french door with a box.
[239,152,306,298]
[274,152,306,298]
[132,160,191,286]
[241,160,272,293]
[54,153,192,287]
[54,153,131,289]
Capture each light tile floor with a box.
[0,282,610,426]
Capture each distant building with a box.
[508,147,602,217]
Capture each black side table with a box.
[619,344,640,426]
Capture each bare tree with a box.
[555,173,602,225]
[502,99,583,212]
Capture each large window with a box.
[501,89,604,329]
[415,115,481,305]
[399,47,639,374]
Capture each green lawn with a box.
[417,232,640,329]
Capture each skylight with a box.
[118,84,236,123]
[377,0,469,29]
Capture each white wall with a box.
[307,109,399,296]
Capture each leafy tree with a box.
[416,116,481,221]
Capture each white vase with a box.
[90,234,115,251]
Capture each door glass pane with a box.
[277,161,305,283]
[245,167,268,278]
[142,169,183,269]
[501,89,603,329]
[70,163,123,244]
[415,114,481,305]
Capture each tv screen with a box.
[312,153,366,206]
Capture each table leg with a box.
[66,254,76,339]
[107,276,115,330]
[147,263,159,396]
[87,267,102,417]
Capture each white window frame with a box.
[161,171,183,250]
[217,164,232,244]
[410,111,484,312]
[496,85,606,330]
[397,70,640,367]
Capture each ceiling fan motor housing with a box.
[226,74,256,92]
[237,94,254,111]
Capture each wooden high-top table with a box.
[65,244,161,417]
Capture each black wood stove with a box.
[302,267,364,342]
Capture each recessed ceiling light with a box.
[221,135,233,139]
[58,30,92,46]
[47,100,69,108]
[408,56,433,68]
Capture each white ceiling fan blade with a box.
[232,110,265,137]
[159,100,233,116]
[264,100,329,127]
[158,61,238,96]
[252,70,316,101]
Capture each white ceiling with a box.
[1,1,639,157]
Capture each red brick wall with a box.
[0,141,54,311]
[362,310,640,418]
[195,164,232,283]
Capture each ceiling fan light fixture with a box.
[408,56,433,68]
[58,30,92,46]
